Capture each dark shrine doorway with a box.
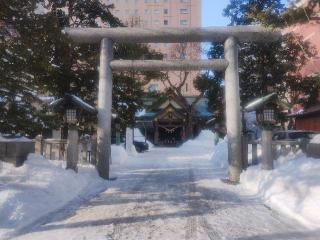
[158,125,183,146]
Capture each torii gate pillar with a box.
[224,37,242,182]
[97,38,113,179]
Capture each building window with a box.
[154,9,160,14]
[164,0,168,2]
[180,8,189,14]
[186,83,188,92]
[135,9,139,14]
[125,9,130,14]
[114,10,120,15]
[164,8,168,14]
[148,84,158,92]
[154,20,160,25]
[154,0,160,3]
[164,19,168,25]
[180,0,189,3]
[145,9,149,14]
[180,19,188,26]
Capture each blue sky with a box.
[201,0,230,27]
[201,0,289,27]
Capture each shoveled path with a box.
[12,146,319,240]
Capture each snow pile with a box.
[211,137,229,169]
[167,130,215,162]
[241,151,320,229]
[310,134,320,144]
[111,145,128,165]
[0,154,106,239]
[182,130,215,149]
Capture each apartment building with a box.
[103,0,202,96]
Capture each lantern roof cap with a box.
[244,92,278,112]
[49,94,97,113]
[245,92,291,112]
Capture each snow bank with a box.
[182,130,215,149]
[241,151,320,229]
[111,145,128,165]
[0,154,106,239]
[211,137,229,169]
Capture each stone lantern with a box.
[50,94,96,172]
[245,92,280,170]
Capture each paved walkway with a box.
[12,147,319,240]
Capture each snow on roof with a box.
[245,93,277,112]
[71,95,96,112]
[49,94,96,113]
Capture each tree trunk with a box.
[186,113,193,139]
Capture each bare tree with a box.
[160,42,204,138]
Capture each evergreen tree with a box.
[34,0,163,132]
[0,0,56,137]
[204,0,320,127]
[0,0,162,136]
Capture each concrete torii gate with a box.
[63,26,281,183]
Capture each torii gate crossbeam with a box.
[63,26,281,183]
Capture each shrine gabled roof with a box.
[155,103,186,121]
[136,96,213,120]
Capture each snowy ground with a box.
[2,131,319,240]
[0,154,107,239]
[241,151,320,229]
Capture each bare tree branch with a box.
[177,71,189,91]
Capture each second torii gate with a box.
[63,26,281,183]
